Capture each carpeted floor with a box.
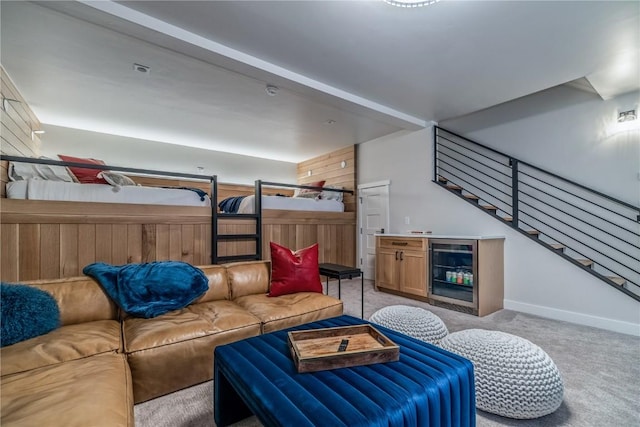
[135,279,640,427]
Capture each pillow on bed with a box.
[295,180,325,197]
[8,158,76,182]
[320,186,344,202]
[58,154,108,184]
[269,242,322,297]
[98,171,136,187]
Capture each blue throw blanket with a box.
[83,261,209,318]
[218,196,246,213]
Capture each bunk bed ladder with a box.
[212,178,263,264]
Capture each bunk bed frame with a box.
[212,178,354,263]
[0,155,356,282]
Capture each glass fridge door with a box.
[430,241,474,303]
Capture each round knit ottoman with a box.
[439,329,564,419]
[369,305,448,345]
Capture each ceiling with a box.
[1,1,638,163]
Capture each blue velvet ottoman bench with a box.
[214,315,475,427]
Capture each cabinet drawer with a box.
[377,237,427,251]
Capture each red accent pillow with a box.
[58,155,108,184]
[298,180,325,195]
[269,242,322,297]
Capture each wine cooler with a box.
[429,239,478,314]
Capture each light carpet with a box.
[135,279,640,427]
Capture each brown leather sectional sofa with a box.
[0,260,343,426]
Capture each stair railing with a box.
[433,126,640,301]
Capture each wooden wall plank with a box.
[78,224,96,270]
[181,224,194,264]
[40,224,60,279]
[127,224,142,264]
[169,224,181,260]
[156,224,170,260]
[111,225,128,265]
[1,224,19,281]
[95,224,113,263]
[60,224,79,277]
[18,224,40,280]
[1,66,40,158]
[142,224,156,262]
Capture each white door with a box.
[358,181,390,280]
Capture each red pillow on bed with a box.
[58,154,108,184]
[297,180,325,195]
[269,242,322,297]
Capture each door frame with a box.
[357,180,391,279]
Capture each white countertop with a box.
[375,233,504,240]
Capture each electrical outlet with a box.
[404,216,410,225]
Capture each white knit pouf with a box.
[369,305,448,345]
[439,329,564,419]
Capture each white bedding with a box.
[6,179,211,207]
[237,195,343,213]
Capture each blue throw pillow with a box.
[1,283,61,347]
[83,261,209,318]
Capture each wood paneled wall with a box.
[297,145,356,212]
[1,66,42,196]
[0,199,356,282]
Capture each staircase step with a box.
[607,276,626,286]
[446,184,463,192]
[503,216,513,222]
[464,194,480,203]
[481,205,497,212]
[576,259,594,268]
[437,176,448,183]
[526,230,540,238]
[550,244,565,252]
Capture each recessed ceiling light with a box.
[384,0,440,7]
[324,119,336,125]
[133,63,151,74]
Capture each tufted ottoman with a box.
[439,329,564,419]
[369,305,448,345]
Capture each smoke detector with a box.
[265,84,279,96]
[133,63,151,74]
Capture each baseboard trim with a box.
[503,299,640,337]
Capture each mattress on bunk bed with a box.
[237,195,343,213]
[6,179,211,207]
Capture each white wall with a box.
[441,87,640,206]
[39,124,297,185]
[358,91,640,335]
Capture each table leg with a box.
[325,276,328,295]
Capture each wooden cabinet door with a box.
[376,247,400,290]
[399,249,427,297]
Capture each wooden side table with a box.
[318,263,363,318]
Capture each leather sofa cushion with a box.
[234,292,343,333]
[123,300,261,353]
[1,352,133,427]
[25,276,118,325]
[1,320,121,377]
[226,260,271,299]
[195,265,229,302]
[122,300,261,403]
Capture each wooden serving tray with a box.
[288,324,399,373]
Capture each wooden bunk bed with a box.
[0,155,356,282]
